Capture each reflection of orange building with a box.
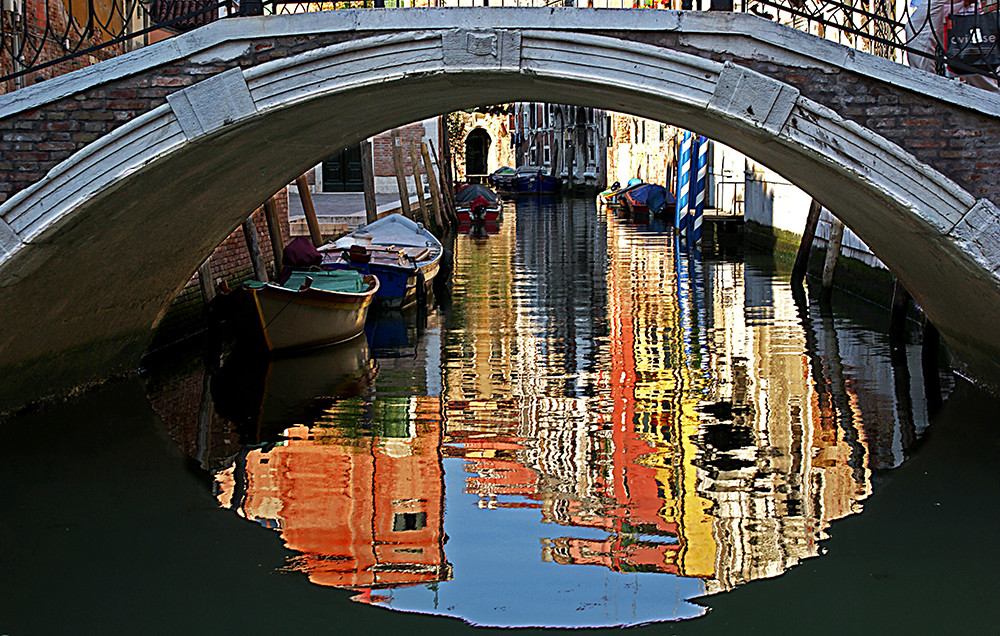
[217,405,450,589]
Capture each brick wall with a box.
[149,191,290,350]
[372,123,427,177]
[626,31,1000,204]
[5,30,998,206]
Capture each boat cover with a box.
[455,183,499,203]
[625,183,675,214]
[248,269,367,293]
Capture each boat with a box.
[488,166,517,193]
[513,166,560,194]
[622,183,676,223]
[455,183,502,228]
[239,269,379,352]
[597,181,622,208]
[599,178,643,211]
[323,214,443,309]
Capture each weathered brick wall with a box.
[149,192,290,349]
[372,123,427,177]
[4,29,999,206]
[625,31,1000,204]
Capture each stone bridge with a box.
[2,7,1000,412]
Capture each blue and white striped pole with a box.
[675,130,692,236]
[690,135,708,246]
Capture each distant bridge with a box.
[2,8,1000,411]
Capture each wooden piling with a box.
[821,217,844,293]
[263,196,285,279]
[420,141,446,232]
[242,215,268,283]
[430,140,458,226]
[390,129,412,219]
[791,198,822,289]
[409,141,430,227]
[295,175,323,247]
[361,139,378,224]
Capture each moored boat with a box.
[325,214,443,308]
[622,183,675,223]
[513,166,560,194]
[455,183,502,227]
[488,166,517,193]
[242,269,379,352]
[599,178,643,211]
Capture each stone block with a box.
[708,63,799,135]
[949,199,1000,275]
[166,68,257,141]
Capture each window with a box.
[543,144,551,165]
[392,512,427,532]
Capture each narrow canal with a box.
[3,195,1000,633]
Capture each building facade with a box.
[513,102,608,190]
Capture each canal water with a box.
[3,195,1000,633]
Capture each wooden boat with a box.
[513,166,560,194]
[325,214,443,308]
[598,178,643,210]
[242,269,379,352]
[488,166,517,193]
[455,183,502,227]
[321,243,420,309]
[622,183,675,223]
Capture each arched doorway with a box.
[465,128,492,181]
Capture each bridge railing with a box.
[1,0,998,89]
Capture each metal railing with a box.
[2,0,998,88]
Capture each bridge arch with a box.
[2,11,1000,410]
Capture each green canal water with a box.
[2,196,1000,633]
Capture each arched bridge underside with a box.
[3,8,1000,412]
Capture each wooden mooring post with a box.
[390,129,412,219]
[420,141,446,233]
[791,199,822,289]
[822,217,845,295]
[263,196,285,279]
[242,216,268,283]
[361,139,378,224]
[295,175,323,247]
[409,141,430,227]
[430,140,458,227]
[197,258,215,306]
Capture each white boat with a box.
[327,214,443,305]
[243,270,379,352]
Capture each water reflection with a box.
[145,196,948,628]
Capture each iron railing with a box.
[2,0,998,88]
